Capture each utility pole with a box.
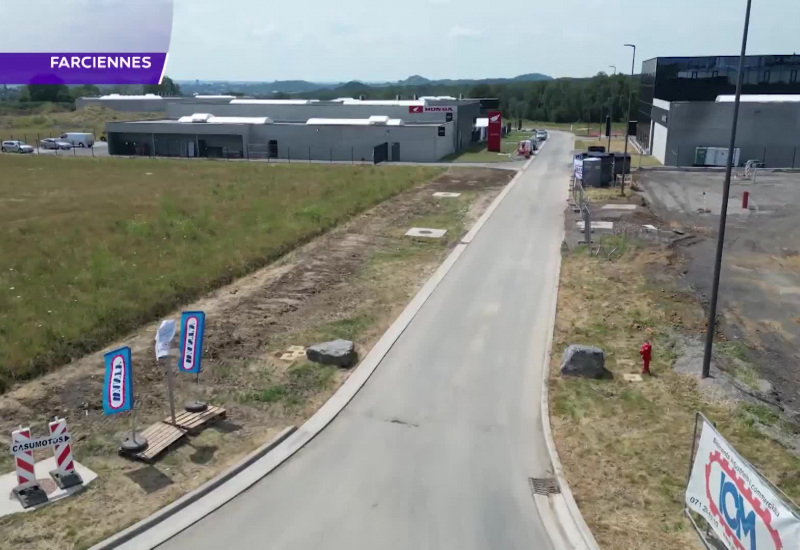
[622,44,637,195]
[701,0,753,379]
[608,66,616,152]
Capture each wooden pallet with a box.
[165,405,226,435]
[125,422,187,463]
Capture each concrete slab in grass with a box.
[601,204,637,210]
[405,228,447,239]
[0,457,97,518]
[576,221,614,230]
[432,192,462,198]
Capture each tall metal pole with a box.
[608,66,616,153]
[622,44,636,195]
[701,0,752,379]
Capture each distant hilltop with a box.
[177,73,554,96]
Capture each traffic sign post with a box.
[10,426,49,508]
[48,417,82,489]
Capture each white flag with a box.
[155,319,176,359]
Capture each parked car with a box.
[40,138,73,150]
[1,140,35,153]
[536,130,548,141]
[59,132,95,148]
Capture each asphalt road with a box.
[161,132,572,550]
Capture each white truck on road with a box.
[60,132,95,148]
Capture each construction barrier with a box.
[49,418,82,489]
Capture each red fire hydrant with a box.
[639,341,652,375]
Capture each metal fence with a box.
[667,145,800,169]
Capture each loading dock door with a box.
[391,142,400,162]
[373,142,389,164]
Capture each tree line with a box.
[5,73,637,124]
[292,72,639,124]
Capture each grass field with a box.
[551,238,800,549]
[443,138,519,163]
[0,155,439,390]
[0,105,160,143]
[575,137,662,167]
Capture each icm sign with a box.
[178,311,206,374]
[103,346,134,414]
[686,417,800,550]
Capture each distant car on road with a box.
[40,138,73,150]
[536,130,548,141]
[60,132,95,148]
[1,140,35,153]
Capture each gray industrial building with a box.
[105,97,483,162]
[638,55,800,168]
[657,98,800,168]
[106,115,455,162]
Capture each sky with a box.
[2,0,799,82]
[2,0,173,53]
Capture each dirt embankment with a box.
[552,183,800,550]
[0,167,513,550]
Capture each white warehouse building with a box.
[105,96,484,162]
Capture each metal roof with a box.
[715,94,800,103]
[177,113,273,124]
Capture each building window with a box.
[791,70,798,83]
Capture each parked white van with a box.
[60,133,95,148]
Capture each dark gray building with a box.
[657,99,800,168]
[637,55,800,166]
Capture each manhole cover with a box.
[529,477,561,496]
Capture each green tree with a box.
[69,84,100,101]
[144,75,181,96]
[25,84,70,103]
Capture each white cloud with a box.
[448,25,484,39]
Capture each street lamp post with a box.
[701,0,753,379]
[622,44,636,195]
[608,66,617,151]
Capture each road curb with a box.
[89,426,296,550]
[92,150,537,550]
[538,188,601,550]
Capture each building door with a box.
[373,142,389,164]
[198,139,208,157]
[187,140,195,157]
[268,140,278,158]
[391,142,400,162]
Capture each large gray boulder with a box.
[306,339,357,368]
[560,345,611,379]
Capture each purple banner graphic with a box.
[0,53,168,85]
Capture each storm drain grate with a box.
[529,477,561,496]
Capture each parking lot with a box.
[1,142,109,157]
[641,169,800,412]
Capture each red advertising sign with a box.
[487,111,502,152]
[409,105,423,113]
